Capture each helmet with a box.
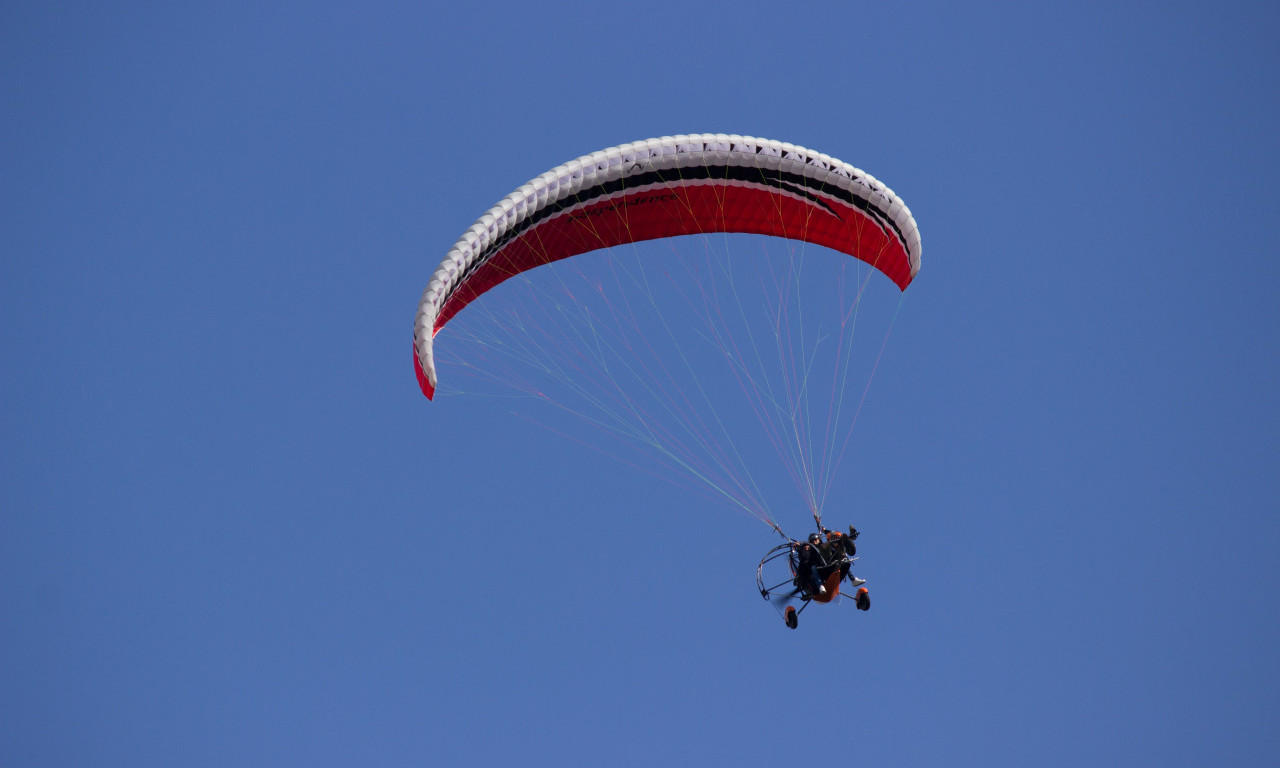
[808,533,822,545]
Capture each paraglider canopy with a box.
[414,134,921,399]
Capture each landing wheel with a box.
[784,606,798,629]
[855,587,870,612]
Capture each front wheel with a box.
[784,606,798,629]
[855,587,870,612]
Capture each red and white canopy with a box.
[414,134,921,399]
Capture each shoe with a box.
[817,585,827,596]
[848,576,866,587]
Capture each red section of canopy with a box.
[413,342,435,400]
[434,183,911,334]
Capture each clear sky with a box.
[3,2,1278,766]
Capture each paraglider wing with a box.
[414,134,922,399]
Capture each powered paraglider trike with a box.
[757,532,870,629]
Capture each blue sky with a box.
[3,1,1278,766]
